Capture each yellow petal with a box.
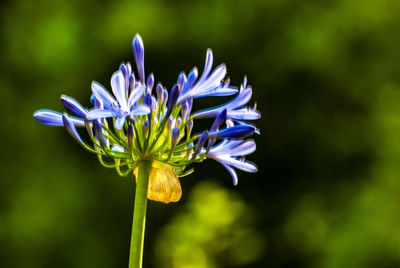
[134,160,182,204]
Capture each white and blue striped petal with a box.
[61,95,88,117]
[86,109,114,120]
[177,50,238,104]
[62,114,85,145]
[111,71,129,112]
[128,85,146,109]
[193,77,260,122]
[91,81,116,109]
[206,139,258,185]
[34,109,85,127]
[130,105,151,116]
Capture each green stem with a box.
[129,159,152,268]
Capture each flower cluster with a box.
[33,34,260,203]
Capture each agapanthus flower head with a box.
[33,34,260,203]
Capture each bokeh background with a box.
[1,0,400,267]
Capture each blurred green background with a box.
[1,0,400,267]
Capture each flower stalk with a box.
[129,159,152,268]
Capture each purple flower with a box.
[33,33,260,192]
[86,70,150,129]
[177,49,238,104]
[193,77,260,121]
[206,139,257,185]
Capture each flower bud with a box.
[185,67,198,93]
[162,89,168,109]
[132,34,145,83]
[61,95,87,117]
[129,74,135,93]
[156,83,163,104]
[146,73,154,94]
[208,125,255,140]
[210,109,227,132]
[144,119,149,137]
[119,64,128,78]
[62,114,85,145]
[167,85,180,114]
[94,120,109,148]
[176,117,182,129]
[186,120,193,137]
[144,93,152,110]
[177,72,187,92]
[167,116,174,130]
[171,127,180,149]
[181,101,189,121]
[192,131,208,160]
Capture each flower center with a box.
[111,103,129,117]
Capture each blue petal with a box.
[197,49,213,84]
[229,140,256,156]
[162,89,168,108]
[132,34,145,83]
[211,154,258,173]
[34,109,85,127]
[111,71,128,111]
[181,101,189,120]
[156,83,164,102]
[221,162,238,185]
[192,131,209,158]
[199,64,226,90]
[171,127,180,145]
[91,81,116,109]
[195,85,238,98]
[143,93,152,109]
[61,95,88,117]
[90,94,96,105]
[210,109,227,131]
[111,144,125,152]
[128,85,146,109]
[179,85,237,104]
[94,120,109,148]
[94,97,104,109]
[208,125,255,139]
[129,74,136,92]
[126,63,132,77]
[227,109,261,120]
[233,120,260,134]
[86,109,114,120]
[186,121,194,139]
[114,116,126,130]
[192,87,252,119]
[62,114,85,145]
[226,119,235,128]
[177,72,187,91]
[146,73,154,93]
[184,67,198,93]
[168,85,180,112]
[130,105,151,116]
[178,65,234,103]
[120,64,128,78]
[210,139,256,156]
